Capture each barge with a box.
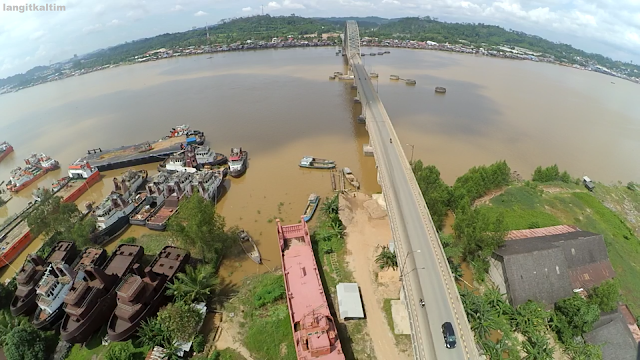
[33,160,101,203]
[60,244,144,343]
[146,172,191,231]
[0,216,34,269]
[0,142,14,164]
[10,241,78,317]
[276,219,345,360]
[107,246,190,342]
[32,247,107,330]
[77,129,205,172]
[130,172,170,226]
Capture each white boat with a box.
[32,262,78,330]
[192,170,223,202]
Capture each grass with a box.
[382,298,412,350]
[480,184,640,315]
[211,348,247,360]
[66,326,150,360]
[119,233,172,256]
[231,273,296,360]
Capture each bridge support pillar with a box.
[357,115,365,124]
[351,84,357,90]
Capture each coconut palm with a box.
[321,195,339,216]
[167,264,219,303]
[375,246,398,270]
[136,318,169,348]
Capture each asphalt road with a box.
[351,61,478,360]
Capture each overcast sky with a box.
[0,0,639,78]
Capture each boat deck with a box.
[147,206,176,225]
[0,221,29,250]
[78,136,187,172]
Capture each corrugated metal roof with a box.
[569,261,615,289]
[505,225,579,240]
[336,283,364,320]
[145,346,167,360]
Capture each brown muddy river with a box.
[1,47,639,282]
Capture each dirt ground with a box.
[341,192,412,360]
[213,312,255,360]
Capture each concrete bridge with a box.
[343,20,480,360]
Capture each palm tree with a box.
[375,246,397,270]
[321,195,339,216]
[468,301,500,340]
[137,318,168,348]
[167,264,219,303]
[522,333,554,360]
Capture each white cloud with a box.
[242,6,252,11]
[170,5,184,11]
[266,2,281,9]
[107,20,123,27]
[194,10,208,16]
[283,0,305,9]
[82,24,103,34]
[29,31,45,40]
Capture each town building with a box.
[489,225,615,307]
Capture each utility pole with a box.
[261,5,264,15]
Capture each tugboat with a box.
[60,244,144,343]
[130,172,170,226]
[89,170,148,245]
[107,246,190,341]
[32,247,107,330]
[194,145,227,167]
[192,170,223,202]
[238,229,261,264]
[38,160,101,203]
[146,172,191,231]
[34,153,60,171]
[228,148,248,178]
[158,148,198,174]
[0,142,14,164]
[6,166,46,193]
[299,156,336,170]
[10,241,78,317]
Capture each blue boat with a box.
[299,156,335,170]
[303,194,320,222]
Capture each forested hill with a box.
[362,17,640,73]
[2,15,639,86]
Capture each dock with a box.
[78,136,187,172]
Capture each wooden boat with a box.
[237,229,261,264]
[302,194,320,222]
[299,156,336,170]
[343,168,360,189]
[435,86,447,93]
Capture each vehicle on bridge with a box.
[442,322,457,349]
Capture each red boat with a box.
[0,142,13,164]
[276,219,345,360]
[6,166,46,193]
[0,216,33,269]
[54,160,101,203]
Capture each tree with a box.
[412,161,452,231]
[588,280,619,312]
[168,193,229,264]
[0,311,28,346]
[522,333,554,360]
[4,323,47,360]
[156,302,204,343]
[511,300,549,337]
[532,164,572,183]
[167,264,219,303]
[554,294,600,337]
[375,246,398,270]
[451,160,511,210]
[104,340,137,360]
[137,318,169,348]
[448,260,464,281]
[481,337,510,359]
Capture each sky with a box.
[0,0,639,78]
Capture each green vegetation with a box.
[3,323,52,360]
[27,190,96,254]
[588,280,620,313]
[531,164,572,183]
[312,195,345,254]
[375,245,398,270]
[362,17,640,74]
[156,302,205,343]
[167,264,220,303]
[451,160,511,210]
[551,295,600,344]
[104,341,147,360]
[411,160,452,230]
[209,348,247,360]
[231,273,295,360]
[168,192,232,264]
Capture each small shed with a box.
[336,283,365,320]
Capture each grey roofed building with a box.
[489,227,615,307]
[584,310,638,360]
[336,283,365,320]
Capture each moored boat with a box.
[192,170,223,202]
[89,170,148,245]
[0,216,34,269]
[60,244,144,343]
[343,168,360,189]
[228,147,248,178]
[276,219,345,360]
[302,194,320,222]
[435,86,446,93]
[0,142,14,164]
[194,145,227,167]
[107,246,190,342]
[52,160,101,203]
[158,148,198,173]
[6,165,47,193]
[10,241,78,317]
[299,156,336,170]
[130,173,171,226]
[166,125,190,138]
[185,130,206,146]
[146,172,191,231]
[32,247,107,330]
[238,229,261,264]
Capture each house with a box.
[489,225,615,307]
[584,305,639,360]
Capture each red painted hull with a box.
[0,145,13,164]
[59,171,101,203]
[9,170,47,193]
[0,228,33,269]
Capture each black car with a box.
[441,322,457,349]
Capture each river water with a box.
[1,47,639,283]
